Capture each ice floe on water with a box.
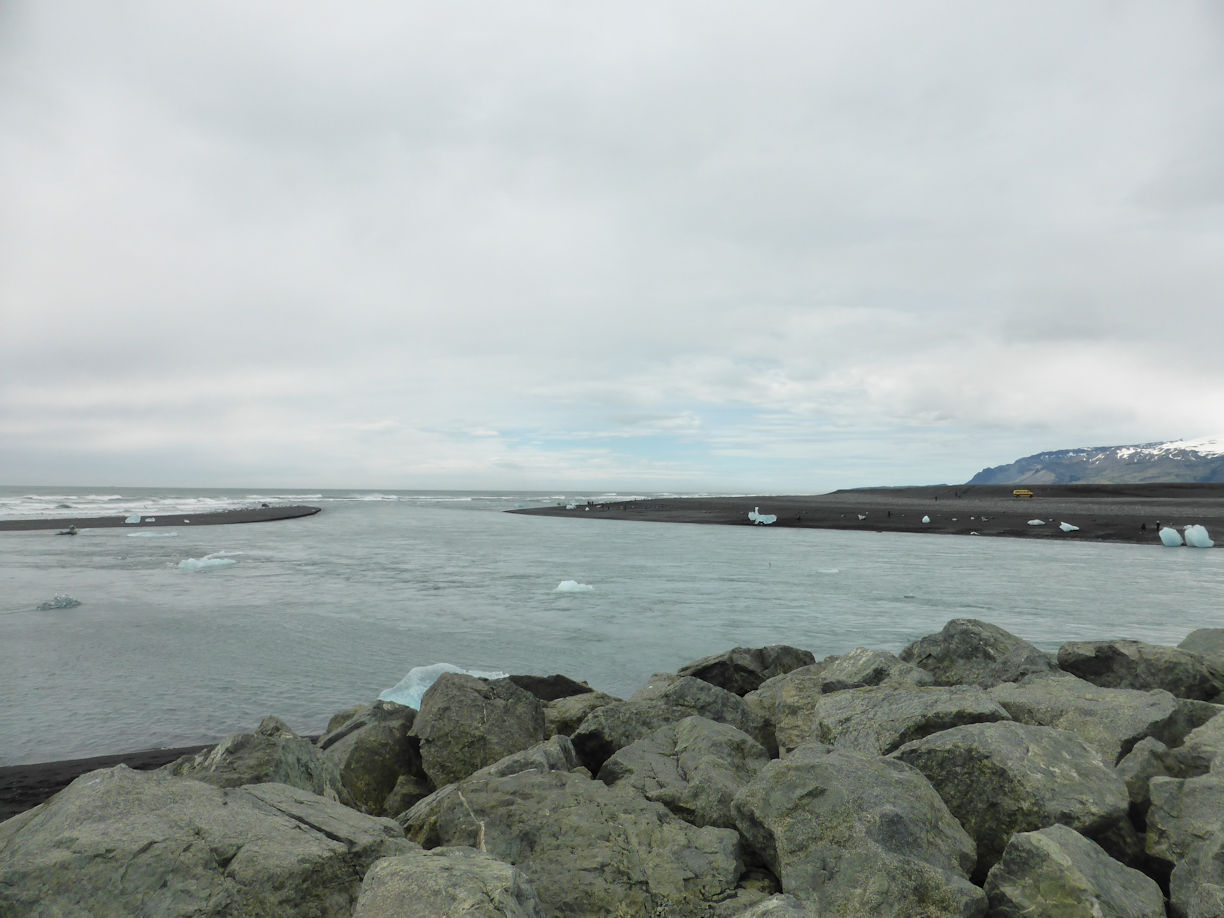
[36,594,81,611]
[127,531,177,538]
[378,662,510,709]
[1185,525,1214,548]
[1159,527,1184,547]
[555,580,594,592]
[178,553,238,572]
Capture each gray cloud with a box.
[3,1,1223,490]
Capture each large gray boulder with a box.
[571,675,770,771]
[1170,707,1224,775]
[894,721,1130,880]
[353,846,544,918]
[899,618,1056,687]
[411,674,547,787]
[1180,628,1224,669]
[988,672,1210,765]
[983,824,1165,918]
[543,689,618,738]
[1057,639,1224,701]
[598,715,771,828]
[317,700,428,815]
[0,766,413,917]
[1115,736,1181,813]
[162,715,352,806]
[400,767,743,918]
[732,744,985,916]
[745,652,933,755]
[798,683,1011,756]
[1170,830,1224,918]
[677,645,816,696]
[1145,772,1224,868]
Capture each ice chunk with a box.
[1027,519,1046,526]
[1185,524,1214,548]
[554,580,594,592]
[124,514,142,524]
[1059,522,1079,532]
[378,662,509,709]
[178,555,237,572]
[1159,527,1184,547]
[37,593,81,611]
[748,507,777,525]
[922,515,931,524]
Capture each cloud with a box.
[3,1,1223,489]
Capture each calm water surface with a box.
[2,487,1221,765]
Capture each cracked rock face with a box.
[0,765,414,917]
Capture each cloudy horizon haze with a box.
[3,2,1223,492]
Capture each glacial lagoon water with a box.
[2,486,1222,766]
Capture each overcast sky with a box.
[3,2,1222,492]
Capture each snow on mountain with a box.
[968,436,1224,485]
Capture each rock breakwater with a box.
[5,619,1224,916]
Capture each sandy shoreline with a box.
[0,504,322,532]
[509,483,1224,546]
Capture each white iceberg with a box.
[124,514,142,524]
[1185,524,1214,548]
[378,662,509,709]
[922,515,931,524]
[554,580,594,592]
[1059,522,1079,532]
[1027,519,1046,526]
[748,507,777,525]
[1159,527,1184,547]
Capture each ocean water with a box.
[2,486,1223,767]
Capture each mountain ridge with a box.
[968,436,1224,485]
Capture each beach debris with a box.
[1159,527,1184,547]
[1027,520,1046,526]
[748,507,777,525]
[922,515,931,524]
[1184,524,1214,548]
[555,580,594,592]
[1059,522,1079,532]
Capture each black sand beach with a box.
[0,504,322,532]
[509,483,1224,546]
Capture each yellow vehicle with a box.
[1012,489,1035,498]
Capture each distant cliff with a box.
[968,436,1224,485]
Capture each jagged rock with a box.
[1146,773,1224,868]
[732,744,985,916]
[798,683,1011,756]
[1170,707,1224,775]
[1180,628,1224,668]
[506,673,593,702]
[543,689,618,737]
[988,671,1210,765]
[1116,736,1180,814]
[732,894,821,916]
[317,700,426,815]
[899,618,1057,687]
[1057,639,1224,701]
[571,676,770,772]
[0,766,413,917]
[480,734,584,778]
[411,674,546,787]
[598,715,771,828]
[353,846,544,918]
[326,703,366,734]
[1170,831,1224,918]
[677,645,816,696]
[894,721,1130,881]
[812,646,934,689]
[163,715,352,805]
[400,767,743,918]
[984,824,1165,918]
